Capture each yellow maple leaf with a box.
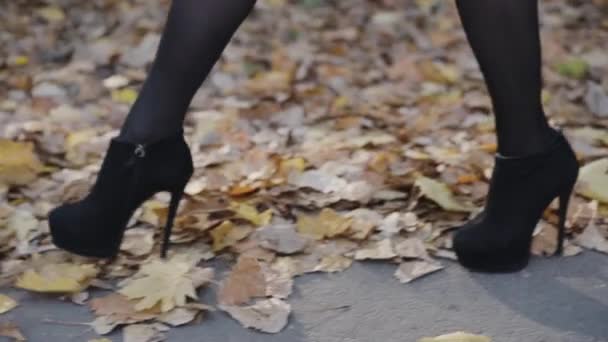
[296,208,352,240]
[15,263,98,293]
[118,254,213,312]
[211,221,253,252]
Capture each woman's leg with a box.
[452,1,580,273]
[118,0,257,144]
[455,0,557,156]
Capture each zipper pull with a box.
[134,144,146,158]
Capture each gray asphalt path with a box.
[3,251,608,342]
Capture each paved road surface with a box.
[3,252,608,342]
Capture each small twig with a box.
[41,318,90,327]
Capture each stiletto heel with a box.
[49,130,194,259]
[555,183,575,256]
[161,184,188,258]
[453,129,579,273]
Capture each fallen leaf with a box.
[123,323,166,342]
[15,263,99,293]
[0,322,26,341]
[577,158,608,203]
[121,228,155,256]
[119,254,214,312]
[415,176,474,212]
[296,208,352,240]
[418,331,491,342]
[89,293,157,323]
[313,255,353,273]
[230,202,272,226]
[394,238,431,260]
[354,239,397,260]
[157,308,199,327]
[219,298,291,334]
[574,201,608,254]
[0,294,18,314]
[254,223,308,254]
[211,221,253,252]
[556,58,588,79]
[0,140,45,186]
[395,260,443,284]
[218,256,266,305]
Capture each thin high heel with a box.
[161,183,188,258]
[49,130,194,259]
[555,183,575,256]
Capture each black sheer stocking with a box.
[118,0,257,144]
[455,0,558,156]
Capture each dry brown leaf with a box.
[121,228,155,256]
[254,223,308,254]
[395,260,444,284]
[313,255,353,273]
[219,298,291,334]
[0,322,26,341]
[15,263,98,293]
[118,254,214,312]
[0,139,45,186]
[211,221,253,252]
[354,239,397,260]
[230,202,273,226]
[415,176,474,212]
[89,293,157,323]
[157,308,199,327]
[218,256,266,305]
[0,294,18,314]
[296,208,352,240]
[394,238,431,260]
[123,323,166,342]
[418,331,491,342]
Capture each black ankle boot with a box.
[49,130,193,258]
[453,130,579,273]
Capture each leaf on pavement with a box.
[211,221,253,252]
[0,294,18,314]
[0,140,45,186]
[576,158,608,203]
[230,202,273,226]
[0,322,26,341]
[254,222,308,254]
[394,260,443,284]
[219,298,291,334]
[218,256,266,305]
[418,331,491,342]
[415,176,474,212]
[354,239,397,260]
[15,263,99,293]
[296,208,352,240]
[123,323,167,342]
[313,255,353,273]
[118,254,214,312]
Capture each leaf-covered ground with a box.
[1,0,608,340]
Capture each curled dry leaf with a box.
[574,202,608,254]
[0,294,18,314]
[219,298,291,334]
[415,176,474,212]
[118,254,214,312]
[418,331,491,342]
[394,238,431,260]
[395,260,443,284]
[219,256,266,305]
[15,263,99,293]
[354,239,397,260]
